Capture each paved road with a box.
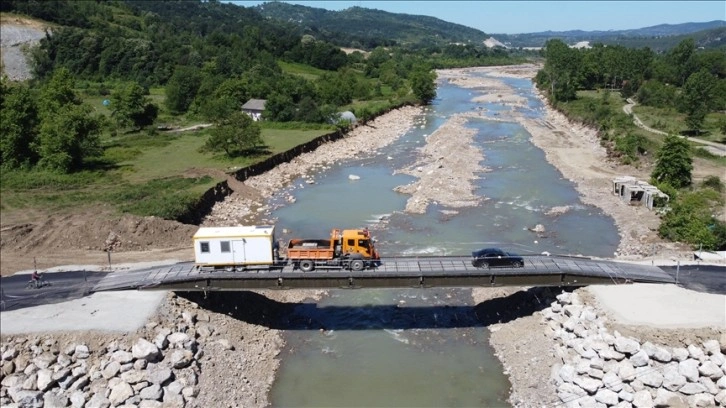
[1,262,722,312]
[0,271,108,312]
[659,264,726,295]
[623,98,726,157]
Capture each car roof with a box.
[473,247,506,255]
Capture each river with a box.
[266,71,620,406]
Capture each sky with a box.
[230,1,725,34]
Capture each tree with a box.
[679,70,718,134]
[38,67,81,116]
[0,79,40,169]
[409,64,437,104]
[32,68,103,172]
[667,39,697,86]
[110,82,158,130]
[264,92,295,122]
[316,72,353,106]
[165,66,202,114]
[540,39,581,102]
[651,134,692,189]
[203,112,262,157]
[37,103,102,172]
[636,80,677,108]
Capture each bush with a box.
[614,132,648,164]
[658,189,726,250]
[701,175,724,192]
[651,182,678,202]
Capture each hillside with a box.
[493,20,726,50]
[252,2,490,49]
[250,2,724,51]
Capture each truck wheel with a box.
[350,259,365,271]
[299,260,314,272]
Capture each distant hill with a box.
[252,2,724,52]
[252,2,490,49]
[492,20,726,50]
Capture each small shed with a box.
[241,99,267,121]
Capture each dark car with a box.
[471,248,524,268]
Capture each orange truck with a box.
[193,225,379,272]
[286,228,379,272]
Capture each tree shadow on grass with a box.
[83,157,127,172]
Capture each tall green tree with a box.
[650,134,692,189]
[264,92,295,122]
[0,79,40,169]
[679,69,718,134]
[316,72,353,106]
[110,82,158,130]
[409,64,437,104]
[165,66,202,114]
[38,67,81,116]
[36,68,103,172]
[37,103,102,172]
[540,39,581,102]
[667,39,697,86]
[203,112,262,157]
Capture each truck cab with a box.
[287,227,379,272]
[337,228,379,260]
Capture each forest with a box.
[534,38,726,250]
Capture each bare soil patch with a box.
[1,208,198,276]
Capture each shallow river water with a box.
[267,72,620,406]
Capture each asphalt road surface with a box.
[1,264,723,312]
[0,271,109,312]
[659,264,726,295]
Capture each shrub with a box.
[658,189,726,250]
[701,175,724,192]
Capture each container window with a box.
[200,242,210,253]
[220,241,231,253]
[347,239,355,246]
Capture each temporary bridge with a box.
[92,255,674,292]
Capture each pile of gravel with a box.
[0,24,46,81]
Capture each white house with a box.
[241,99,267,121]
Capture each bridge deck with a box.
[92,256,675,292]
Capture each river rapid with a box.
[266,71,621,406]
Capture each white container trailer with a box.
[193,225,277,268]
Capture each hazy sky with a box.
[230,1,725,34]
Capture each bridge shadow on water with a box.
[178,286,579,331]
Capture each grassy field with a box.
[633,105,726,144]
[278,61,329,81]
[561,91,726,165]
[1,116,332,219]
[1,73,352,221]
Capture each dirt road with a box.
[623,98,726,157]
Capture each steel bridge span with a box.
[92,255,675,292]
